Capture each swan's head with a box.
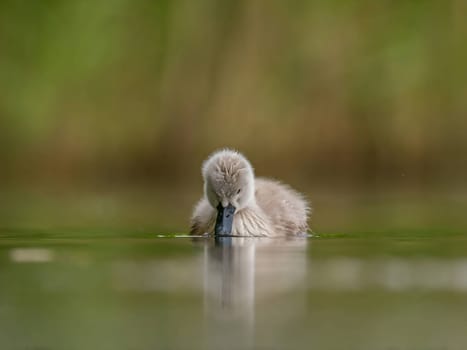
[202,149,255,235]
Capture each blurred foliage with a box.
[1,0,467,188]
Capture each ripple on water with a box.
[9,248,55,263]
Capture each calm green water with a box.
[1,229,466,350]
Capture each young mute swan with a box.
[190,149,310,237]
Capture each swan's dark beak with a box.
[215,203,236,236]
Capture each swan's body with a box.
[190,149,310,237]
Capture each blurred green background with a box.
[1,0,467,233]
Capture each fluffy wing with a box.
[255,178,310,235]
[190,197,216,235]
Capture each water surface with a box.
[1,229,466,350]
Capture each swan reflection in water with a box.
[199,236,308,349]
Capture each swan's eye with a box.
[237,189,241,194]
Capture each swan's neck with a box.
[232,204,273,237]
